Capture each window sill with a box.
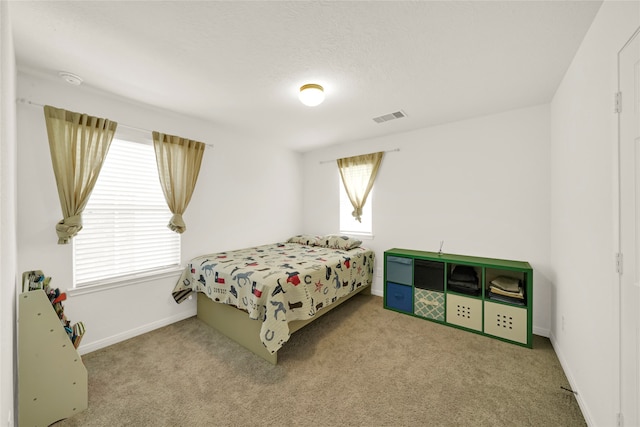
[68,266,184,297]
[339,232,374,240]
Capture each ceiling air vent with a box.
[373,110,407,124]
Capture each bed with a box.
[172,235,375,364]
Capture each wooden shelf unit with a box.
[18,290,88,427]
[384,248,533,348]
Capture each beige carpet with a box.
[53,294,585,427]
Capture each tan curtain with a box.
[337,151,384,222]
[43,105,117,244]
[152,131,206,234]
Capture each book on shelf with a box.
[22,270,86,349]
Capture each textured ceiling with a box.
[9,1,602,152]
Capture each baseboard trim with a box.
[533,326,550,338]
[549,331,594,427]
[77,310,196,355]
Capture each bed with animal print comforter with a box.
[172,239,375,354]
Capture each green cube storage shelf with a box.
[383,248,533,348]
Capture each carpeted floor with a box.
[53,294,585,427]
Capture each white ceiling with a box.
[9,1,602,152]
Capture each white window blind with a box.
[339,171,373,235]
[74,137,180,286]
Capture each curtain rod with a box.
[318,148,400,165]
[16,98,214,149]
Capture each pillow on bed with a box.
[318,234,362,250]
[287,234,322,246]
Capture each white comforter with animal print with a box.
[172,242,375,354]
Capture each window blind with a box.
[74,138,180,286]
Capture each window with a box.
[339,175,372,235]
[73,135,180,286]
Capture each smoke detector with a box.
[58,71,83,86]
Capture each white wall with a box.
[1,2,18,425]
[16,70,302,354]
[550,1,639,426]
[8,4,636,427]
[301,104,552,336]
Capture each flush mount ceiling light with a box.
[298,83,324,107]
[58,71,83,86]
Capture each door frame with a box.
[616,24,640,427]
